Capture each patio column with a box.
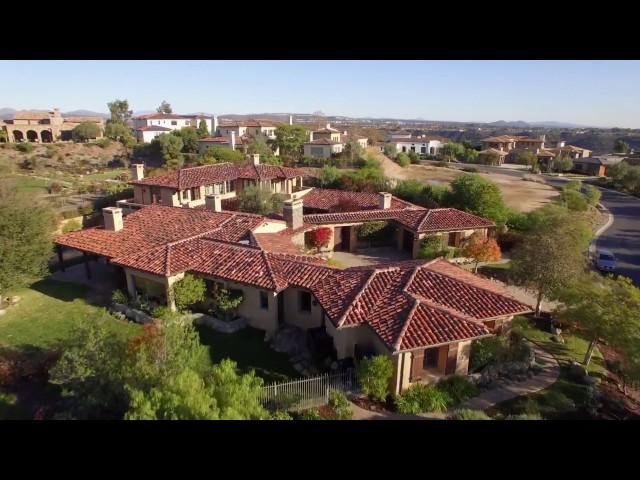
[125,271,137,300]
[166,284,177,312]
[57,246,65,272]
[83,252,92,280]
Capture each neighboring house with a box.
[481,135,592,166]
[2,108,104,142]
[386,135,446,156]
[342,133,369,149]
[387,130,412,140]
[133,113,214,142]
[54,202,530,394]
[303,138,344,158]
[198,131,248,154]
[122,155,308,210]
[572,155,625,177]
[216,119,277,139]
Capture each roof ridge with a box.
[261,249,283,291]
[336,269,380,328]
[393,298,421,351]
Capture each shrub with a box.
[270,410,293,420]
[151,306,175,320]
[78,204,94,216]
[297,408,322,420]
[562,188,588,212]
[111,289,128,305]
[417,235,443,260]
[437,375,479,404]
[565,180,582,191]
[357,355,393,402]
[95,138,112,149]
[212,288,243,320]
[462,167,479,173]
[408,151,420,164]
[583,184,602,206]
[49,182,63,194]
[504,413,542,420]
[61,219,82,233]
[395,384,452,414]
[396,152,410,167]
[328,390,353,420]
[172,273,206,312]
[15,142,34,153]
[469,336,504,372]
[448,409,491,420]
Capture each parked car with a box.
[596,250,616,273]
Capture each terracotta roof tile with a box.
[300,188,417,212]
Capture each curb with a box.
[589,203,614,257]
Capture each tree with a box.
[607,161,629,183]
[461,232,502,273]
[319,165,342,188]
[480,151,501,166]
[274,124,307,162]
[247,134,278,164]
[172,273,206,311]
[552,155,573,173]
[199,146,245,165]
[208,359,268,420]
[156,100,172,114]
[396,152,410,167]
[104,122,132,141]
[172,127,199,154]
[461,148,479,164]
[442,174,508,224]
[407,151,420,164]
[510,212,591,316]
[196,119,209,138]
[49,319,130,419]
[0,183,55,300]
[344,139,363,165]
[236,185,283,215]
[621,165,640,193]
[310,227,332,252]
[357,355,393,402]
[556,273,640,369]
[583,185,602,206]
[72,122,101,142]
[151,134,183,169]
[614,139,631,154]
[383,144,397,158]
[107,99,133,125]
[212,288,243,321]
[517,150,538,170]
[439,142,465,162]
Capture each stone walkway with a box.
[349,342,559,420]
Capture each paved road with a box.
[440,162,640,285]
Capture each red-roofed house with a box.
[54,201,530,393]
[132,113,214,142]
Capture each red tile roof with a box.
[54,204,527,353]
[218,119,276,128]
[300,188,417,212]
[198,135,247,145]
[303,207,494,234]
[136,126,172,132]
[135,113,191,120]
[236,164,304,181]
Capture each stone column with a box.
[166,284,177,312]
[125,270,137,300]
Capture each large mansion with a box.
[133,113,215,143]
[479,135,592,165]
[54,158,531,394]
[1,108,105,143]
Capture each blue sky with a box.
[1,60,639,128]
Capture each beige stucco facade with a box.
[2,109,104,143]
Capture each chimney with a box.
[557,140,566,148]
[213,115,218,134]
[230,130,236,150]
[378,192,392,210]
[247,154,260,165]
[283,199,303,230]
[205,194,222,212]
[131,163,144,181]
[326,122,331,130]
[103,207,123,232]
[289,115,293,125]
[309,131,313,142]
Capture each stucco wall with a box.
[281,287,324,330]
[324,320,389,360]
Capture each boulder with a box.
[9,296,21,305]
[569,361,587,379]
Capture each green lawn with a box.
[0,279,140,353]
[195,326,298,384]
[487,316,606,419]
[81,169,126,181]
[5,175,51,194]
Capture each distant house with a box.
[386,135,446,156]
[1,108,104,143]
[133,113,214,142]
[572,155,624,177]
[216,119,277,140]
[303,123,368,159]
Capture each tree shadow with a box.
[28,278,90,303]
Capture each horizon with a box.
[2,60,639,128]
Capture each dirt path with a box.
[372,149,559,213]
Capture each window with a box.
[299,291,312,313]
[171,120,177,126]
[423,348,439,369]
[259,291,269,310]
[191,187,201,200]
